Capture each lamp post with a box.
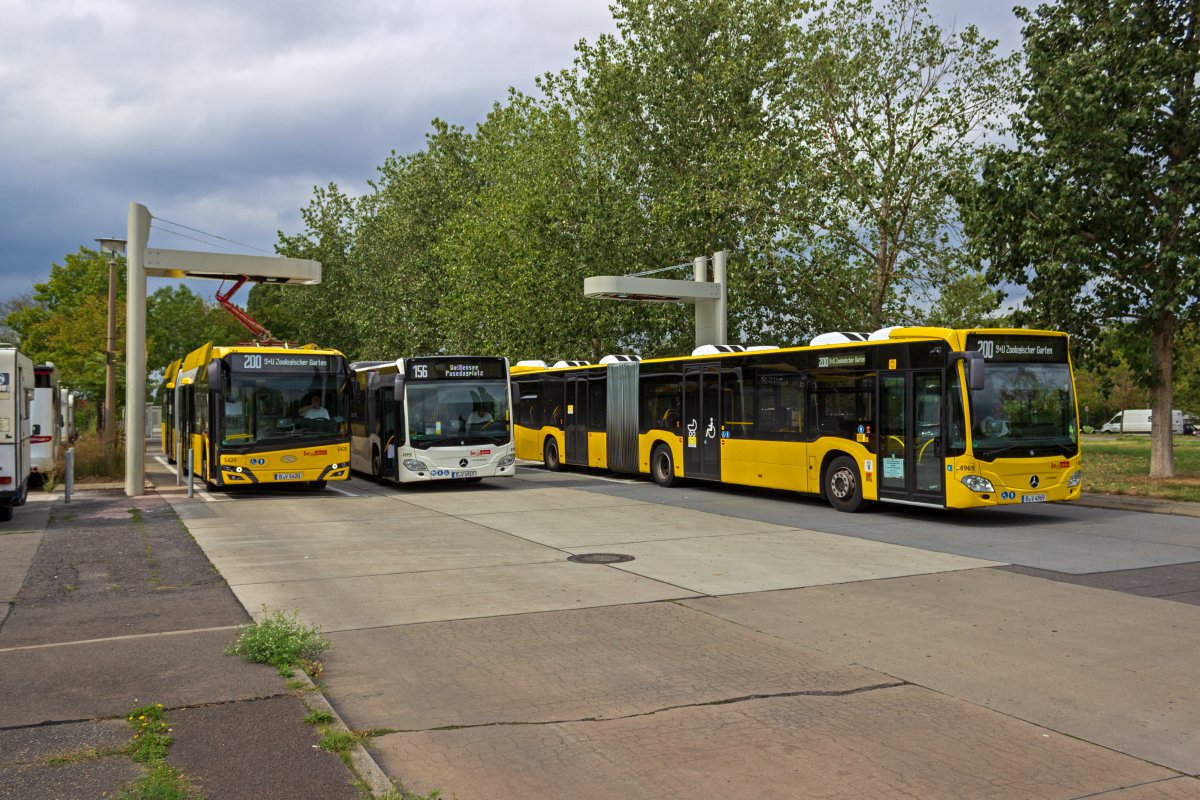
[95,237,126,468]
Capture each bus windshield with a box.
[969,362,1077,461]
[407,380,510,448]
[223,367,348,446]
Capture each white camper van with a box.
[30,363,61,484]
[1100,409,1185,434]
[0,347,34,521]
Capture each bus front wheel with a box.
[544,438,562,472]
[651,444,679,487]
[825,456,864,513]
[0,504,12,522]
[371,448,385,484]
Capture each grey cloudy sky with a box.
[0,0,1024,305]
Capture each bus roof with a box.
[516,326,1069,373]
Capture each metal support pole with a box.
[65,447,74,504]
[712,250,727,346]
[125,203,150,496]
[104,256,116,467]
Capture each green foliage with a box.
[304,708,335,726]
[5,247,125,404]
[127,703,172,764]
[1082,435,1200,501]
[225,609,330,668]
[115,764,203,800]
[960,0,1199,477]
[147,285,245,372]
[788,0,1018,330]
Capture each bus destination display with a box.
[407,358,506,381]
[967,334,1067,363]
[233,354,336,372]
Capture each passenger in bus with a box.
[980,402,1010,437]
[301,393,330,421]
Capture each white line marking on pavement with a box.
[153,456,223,501]
[326,484,359,497]
[0,625,241,654]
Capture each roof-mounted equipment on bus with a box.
[745,345,778,351]
[552,360,592,368]
[691,344,746,356]
[809,331,869,346]
[599,354,642,364]
[515,359,549,369]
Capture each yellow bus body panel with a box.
[587,431,607,470]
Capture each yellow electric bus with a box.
[511,326,1082,512]
[169,342,351,490]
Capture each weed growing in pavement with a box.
[117,703,205,800]
[304,709,335,726]
[115,763,202,800]
[127,703,172,763]
[225,608,329,671]
[318,728,367,754]
[374,785,441,800]
[277,664,295,678]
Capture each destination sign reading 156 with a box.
[966,334,1068,363]
[406,358,506,381]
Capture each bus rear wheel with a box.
[651,444,679,488]
[0,504,12,522]
[825,456,864,513]
[544,437,562,472]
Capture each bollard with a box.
[65,447,74,504]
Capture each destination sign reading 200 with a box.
[406,358,506,381]
[966,334,1067,363]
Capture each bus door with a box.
[564,374,589,466]
[683,364,722,480]
[878,370,945,505]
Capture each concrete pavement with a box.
[0,485,361,800]
[155,464,1200,799]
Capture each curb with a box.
[293,671,397,797]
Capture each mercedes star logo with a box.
[1030,475,1040,489]
[459,458,469,468]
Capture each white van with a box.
[0,347,34,521]
[30,363,61,485]
[1100,409,1185,434]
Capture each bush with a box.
[225,609,330,668]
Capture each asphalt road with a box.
[154,462,1200,799]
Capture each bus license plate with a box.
[1021,493,1047,503]
[273,472,303,481]
[452,470,477,479]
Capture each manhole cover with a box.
[567,553,635,564]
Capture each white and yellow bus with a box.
[511,326,1082,512]
[169,342,352,490]
[349,356,516,483]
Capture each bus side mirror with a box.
[954,351,986,391]
[393,376,405,403]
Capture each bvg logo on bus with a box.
[304,449,328,457]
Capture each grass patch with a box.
[65,431,126,482]
[114,763,202,800]
[225,609,330,671]
[117,703,205,800]
[127,703,172,764]
[304,709,335,726]
[317,728,368,755]
[1081,435,1200,502]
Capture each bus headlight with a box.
[402,459,426,472]
[497,453,515,468]
[1067,470,1082,488]
[960,474,995,493]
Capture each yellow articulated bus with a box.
[168,342,352,490]
[511,327,1082,512]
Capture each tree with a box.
[962,0,1199,477]
[783,0,1018,330]
[146,285,247,371]
[5,248,127,406]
